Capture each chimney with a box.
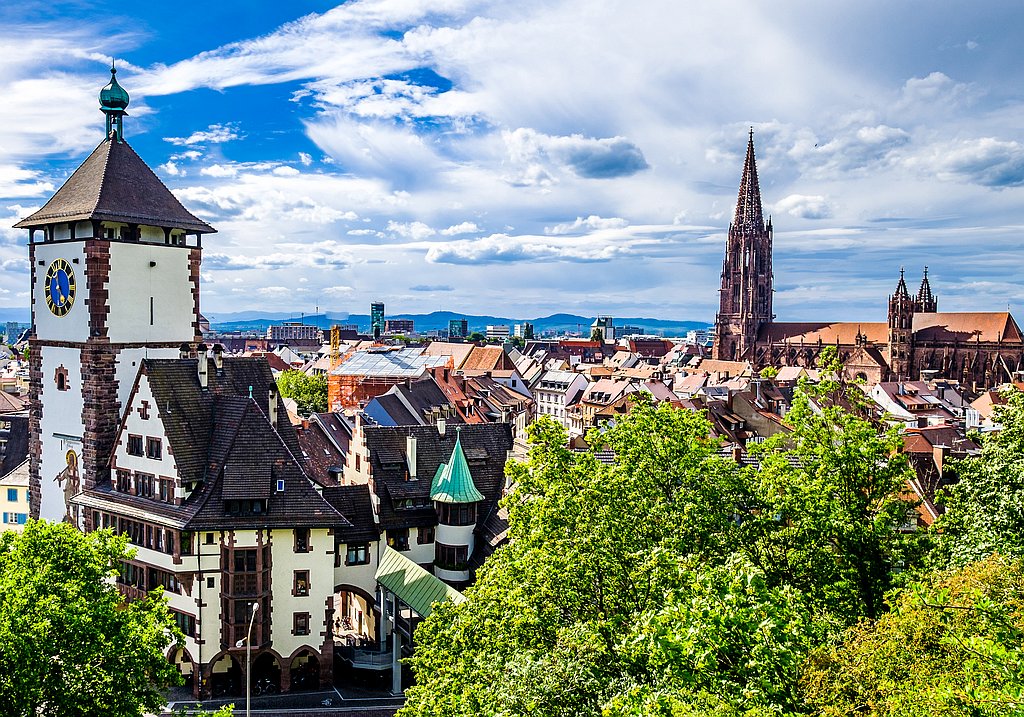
[178,342,190,359]
[212,343,224,371]
[406,435,417,480]
[197,343,209,389]
[933,444,949,477]
[268,387,279,430]
[437,418,446,436]
[732,445,742,463]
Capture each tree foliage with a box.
[399,355,1022,717]
[802,554,1024,717]
[739,358,921,624]
[0,521,183,717]
[934,389,1024,566]
[275,369,327,416]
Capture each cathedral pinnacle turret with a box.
[916,266,937,313]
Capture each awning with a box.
[375,546,465,618]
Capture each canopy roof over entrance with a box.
[375,546,465,618]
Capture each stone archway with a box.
[251,651,282,695]
[288,648,322,692]
[208,652,243,698]
[333,583,379,648]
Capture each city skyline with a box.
[1,1,1024,322]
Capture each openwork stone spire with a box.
[733,128,765,231]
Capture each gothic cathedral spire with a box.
[713,130,774,361]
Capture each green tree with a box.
[276,370,327,416]
[738,349,920,625]
[0,521,183,716]
[401,402,753,717]
[801,554,1024,717]
[468,331,485,342]
[759,365,779,379]
[934,389,1024,566]
[591,327,604,342]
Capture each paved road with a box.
[162,687,403,716]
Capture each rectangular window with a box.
[180,532,192,556]
[205,532,215,545]
[116,470,131,493]
[136,473,154,498]
[417,526,435,545]
[293,612,310,636]
[294,570,310,597]
[234,549,257,573]
[127,435,143,456]
[434,543,469,571]
[345,543,369,566]
[6,488,17,502]
[159,479,173,503]
[146,437,162,460]
[387,529,410,552]
[171,610,196,637]
[294,527,310,553]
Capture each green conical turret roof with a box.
[430,430,484,504]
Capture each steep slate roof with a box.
[14,139,214,233]
[321,484,380,543]
[75,355,363,531]
[363,378,460,427]
[0,415,29,478]
[430,432,485,503]
[375,546,465,618]
[363,423,512,531]
[142,357,302,484]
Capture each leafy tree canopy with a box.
[802,554,1024,717]
[934,388,1024,566]
[0,521,183,717]
[276,369,327,416]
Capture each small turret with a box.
[99,61,130,142]
[916,266,937,313]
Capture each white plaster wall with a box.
[404,529,434,566]
[38,347,84,522]
[114,347,179,414]
[113,374,181,483]
[33,243,89,343]
[436,523,474,551]
[189,540,225,667]
[270,528,334,659]
[106,243,194,344]
[333,542,380,596]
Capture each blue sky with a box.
[2,0,1024,323]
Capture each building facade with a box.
[712,132,1024,389]
[267,323,321,342]
[14,67,213,522]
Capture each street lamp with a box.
[235,602,259,717]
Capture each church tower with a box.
[714,130,774,360]
[887,268,915,380]
[14,66,215,523]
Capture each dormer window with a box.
[225,499,267,516]
[276,479,285,493]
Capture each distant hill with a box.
[209,310,711,337]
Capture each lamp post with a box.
[235,602,259,717]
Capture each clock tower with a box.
[14,66,215,523]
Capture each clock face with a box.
[44,259,76,317]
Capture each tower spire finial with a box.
[99,61,130,142]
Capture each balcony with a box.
[336,643,393,671]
